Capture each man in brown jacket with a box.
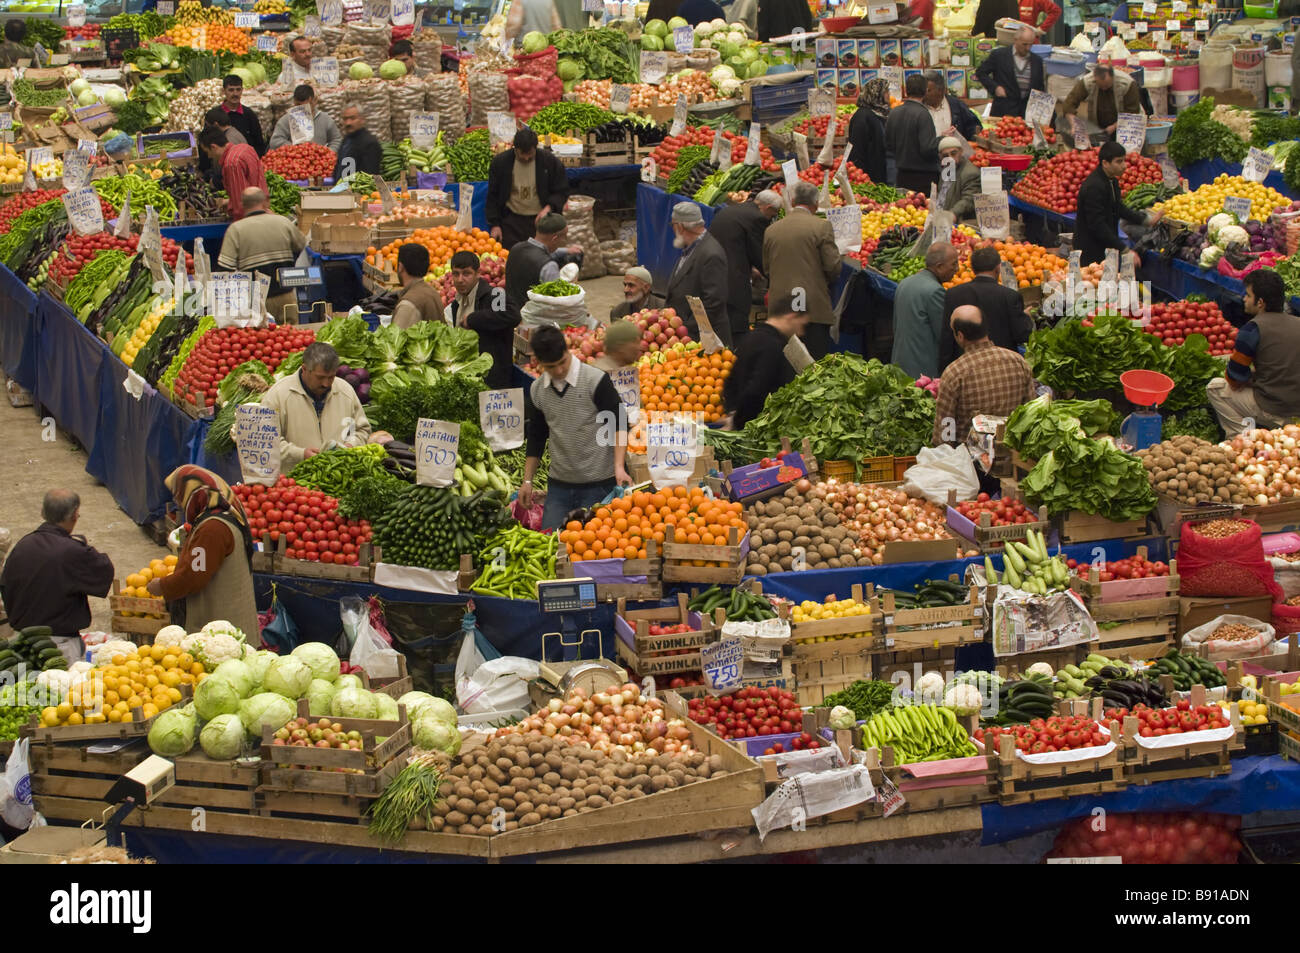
[392,243,446,328]
[762,181,842,359]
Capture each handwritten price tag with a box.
[673,24,694,53]
[700,636,743,693]
[209,272,255,323]
[1157,152,1180,189]
[367,0,392,23]
[1025,89,1055,130]
[391,0,415,25]
[234,11,260,28]
[304,14,322,35]
[826,204,862,253]
[488,111,516,147]
[670,94,688,136]
[415,418,460,487]
[610,84,631,114]
[981,165,1003,193]
[610,366,640,426]
[1243,146,1273,183]
[744,122,761,166]
[288,105,315,146]
[157,1,174,15]
[311,56,339,86]
[1115,112,1146,154]
[1223,194,1253,220]
[1166,18,1181,30]
[409,112,440,148]
[1195,17,1210,30]
[61,149,89,190]
[640,50,667,84]
[974,191,1010,240]
[478,388,524,452]
[647,413,699,487]
[68,4,86,26]
[234,404,281,485]
[257,35,279,52]
[61,187,103,235]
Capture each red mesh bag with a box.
[1273,600,1300,636]
[1177,518,1283,599]
[513,44,558,79]
[1045,812,1241,864]
[506,71,563,122]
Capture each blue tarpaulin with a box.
[636,182,719,290]
[34,292,108,455]
[0,265,37,391]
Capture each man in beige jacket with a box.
[762,181,842,359]
[260,342,387,468]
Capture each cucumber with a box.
[1004,545,1026,575]
[19,626,52,641]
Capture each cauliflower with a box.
[91,639,138,667]
[1216,224,1249,247]
[181,630,247,671]
[943,683,984,715]
[828,705,856,730]
[154,625,187,647]
[1199,245,1224,269]
[1026,662,1055,678]
[200,620,247,642]
[916,670,946,701]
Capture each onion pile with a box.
[497,683,696,758]
[1225,424,1300,506]
[820,482,964,563]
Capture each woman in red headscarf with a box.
[146,465,260,641]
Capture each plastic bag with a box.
[1274,601,1300,636]
[901,444,980,506]
[456,624,537,714]
[343,596,403,680]
[520,288,592,330]
[258,588,300,654]
[1,738,43,831]
[511,497,544,531]
[1181,613,1275,659]
[513,44,558,79]
[1177,519,1283,599]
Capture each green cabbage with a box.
[306,678,337,717]
[199,713,247,760]
[291,642,340,683]
[412,714,462,754]
[212,658,254,698]
[245,651,277,692]
[331,686,378,719]
[194,674,242,722]
[264,655,314,699]
[397,690,437,720]
[419,696,458,725]
[372,691,399,721]
[238,692,297,739]
[148,707,197,757]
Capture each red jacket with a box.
[910,0,935,32]
[1018,0,1060,31]
[222,143,269,220]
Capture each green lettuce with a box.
[1004,395,1119,460]
[316,313,373,366]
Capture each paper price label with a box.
[391,0,415,25]
[488,111,516,146]
[1115,112,1146,154]
[1223,195,1253,220]
[582,0,603,11]
[610,84,631,114]
[1166,18,1181,30]
[374,176,396,214]
[670,95,688,136]
[208,273,254,322]
[311,57,339,86]
[793,131,810,170]
[781,158,799,191]
[367,0,392,23]
[640,50,667,84]
[157,0,174,13]
[478,388,524,452]
[647,413,699,487]
[1157,152,1180,189]
[808,87,835,118]
[288,105,315,146]
[1195,18,1210,30]
[26,146,52,169]
[409,112,440,148]
[744,122,761,166]
[1025,89,1055,130]
[1143,0,1157,12]
[1135,20,1149,32]
[976,166,1001,194]
[68,4,86,26]
[415,418,460,487]
[640,155,657,183]
[1173,0,1188,11]
[700,635,743,693]
[610,366,640,426]
[673,25,694,53]
[974,191,1009,240]
[257,35,279,52]
[0,114,10,131]
[867,1,898,22]
[304,14,322,35]
[114,190,132,238]
[1152,29,1166,44]
[235,11,261,28]
[234,405,281,485]
[1243,146,1273,183]
[61,149,89,190]
[878,769,906,817]
[61,187,103,235]
[826,204,863,253]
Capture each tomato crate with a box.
[1089,597,1180,658]
[107,579,170,637]
[1114,695,1245,785]
[944,487,1050,552]
[1055,511,1152,544]
[990,729,1126,804]
[274,533,377,582]
[879,582,984,652]
[658,525,748,586]
[670,657,795,699]
[1070,549,1180,603]
[612,593,717,677]
[259,698,411,798]
[861,739,996,814]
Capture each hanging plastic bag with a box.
[258,585,301,654]
[901,444,980,506]
[511,497,545,531]
[1,738,43,831]
[456,622,536,715]
[343,596,403,680]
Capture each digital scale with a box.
[533,578,626,699]
[276,265,327,322]
[1119,369,1175,452]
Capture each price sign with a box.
[78,138,96,154]
[1223,194,1253,220]
[114,190,132,238]
[455,182,474,233]
[1115,112,1146,154]
[235,11,261,28]
[0,114,10,131]
[980,165,1003,194]
[61,149,89,190]
[1166,18,1181,30]
[140,207,167,286]
[31,43,47,67]
[478,388,525,452]
[793,131,810,169]
[257,35,279,52]
[60,185,104,235]
[700,636,743,693]
[670,95,688,136]
[610,83,631,114]
[311,57,339,86]
[209,272,254,322]
[744,122,761,166]
[1195,18,1210,30]
[1173,0,1188,11]
[288,105,315,146]
[367,0,392,23]
[68,4,86,26]
[673,25,694,53]
[640,155,657,183]
[974,191,1010,240]
[1157,152,1180,189]
[640,50,667,84]
[391,0,415,25]
[157,0,174,13]
[304,14,322,36]
[1143,0,1157,13]
[409,112,440,148]
[582,0,603,11]
[488,111,516,147]
[610,366,640,426]
[1243,146,1273,183]
[877,768,906,817]
[647,413,700,487]
[781,158,799,193]
[808,87,835,118]
[320,0,342,26]
[1151,29,1166,44]
[415,418,460,487]
[375,176,396,213]
[1135,20,1149,32]
[1025,89,1055,130]
[234,404,281,486]
[826,204,863,253]
[866,1,898,22]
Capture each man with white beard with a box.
[663,202,728,343]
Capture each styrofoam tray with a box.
[1131,722,1236,749]
[1015,724,1115,765]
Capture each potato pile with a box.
[426,732,725,835]
[1136,436,1247,505]
[745,485,864,575]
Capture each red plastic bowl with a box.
[1121,369,1175,406]
[991,153,1032,171]
[820,15,862,32]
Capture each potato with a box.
[446,810,469,826]
[828,557,843,569]
[793,535,812,549]
[543,770,562,786]
[586,795,609,809]
[777,529,794,542]
[766,500,786,516]
[520,812,542,826]
[818,543,837,560]
[761,529,777,545]
[776,540,792,556]
[751,564,768,575]
[779,555,794,570]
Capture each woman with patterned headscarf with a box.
[145,465,260,640]
[847,78,890,185]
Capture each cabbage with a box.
[331,686,378,719]
[199,714,247,760]
[103,87,127,108]
[335,673,364,693]
[521,30,548,53]
[644,18,668,37]
[69,78,91,96]
[264,655,313,699]
[238,692,297,739]
[372,691,399,721]
[306,678,336,717]
[417,695,458,726]
[828,705,856,730]
[148,707,197,757]
[746,59,769,79]
[245,651,277,692]
[396,690,437,719]
[212,658,253,697]
[667,15,688,29]
[378,58,407,79]
[77,89,97,107]
[194,674,242,721]
[710,64,735,84]
[291,642,340,683]
[557,58,583,81]
[348,61,373,80]
[640,33,663,51]
[412,714,462,754]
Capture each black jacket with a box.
[974,46,1045,118]
[723,322,797,427]
[334,128,383,180]
[0,523,114,636]
[486,149,570,227]
[664,231,730,341]
[884,100,940,177]
[504,238,553,313]
[972,0,1017,37]
[1075,164,1146,266]
[708,201,772,337]
[945,94,983,141]
[457,277,521,390]
[940,275,1034,371]
[847,107,888,184]
[756,0,813,41]
[222,104,265,156]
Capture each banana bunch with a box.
[177,0,233,25]
[253,0,288,11]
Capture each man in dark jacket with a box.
[664,201,730,344]
[884,74,941,194]
[610,266,664,320]
[448,251,519,390]
[707,190,781,343]
[974,27,1045,118]
[333,104,382,180]
[722,294,808,428]
[487,127,571,250]
[940,245,1033,371]
[0,490,114,662]
[1075,140,1162,266]
[219,74,266,156]
[503,212,582,313]
[924,72,982,141]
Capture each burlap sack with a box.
[387,77,428,142]
[467,71,509,128]
[424,74,466,142]
[563,194,606,279]
[599,240,636,275]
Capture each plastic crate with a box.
[861,455,894,484]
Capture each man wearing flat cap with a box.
[664,201,729,344]
[610,266,665,320]
[709,189,782,344]
[938,137,982,222]
[594,320,644,376]
[504,211,584,314]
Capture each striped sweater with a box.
[527,361,623,484]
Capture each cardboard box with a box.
[880,39,901,66]
[860,67,880,85]
[298,190,357,235]
[946,67,968,97]
[726,453,811,500]
[309,212,371,254]
[816,37,837,68]
[950,37,973,66]
[837,38,859,67]
[0,827,105,864]
[974,39,997,67]
[837,68,860,98]
[857,38,879,67]
[1178,595,1276,636]
[816,67,838,93]
[901,37,926,67]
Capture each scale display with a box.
[537,578,597,613]
[276,266,323,288]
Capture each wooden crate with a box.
[626,445,716,485]
[871,645,959,684]
[107,578,170,636]
[613,593,718,678]
[583,130,631,166]
[713,437,820,504]
[260,698,411,798]
[1071,549,1179,603]
[1240,499,1300,534]
[1072,551,1180,659]
[659,525,747,586]
[1115,695,1244,785]
[991,729,1126,805]
[275,534,377,582]
[944,485,1051,552]
[995,644,1087,678]
[1055,511,1151,544]
[554,551,663,603]
[786,585,881,705]
[880,582,984,652]
[861,741,996,814]
[26,683,192,744]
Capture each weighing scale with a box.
[534,578,626,698]
[1119,369,1175,452]
[275,264,327,322]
